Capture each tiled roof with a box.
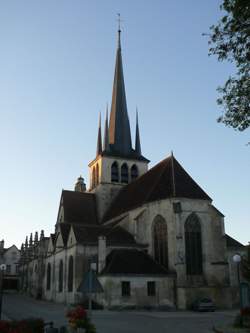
[101,249,168,275]
[103,155,211,221]
[226,234,245,249]
[62,190,98,225]
[72,224,142,246]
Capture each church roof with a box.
[226,234,245,249]
[59,223,71,246]
[108,29,132,156]
[72,224,142,247]
[101,249,169,275]
[103,155,211,221]
[62,190,98,225]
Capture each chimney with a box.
[0,240,4,255]
[98,236,106,273]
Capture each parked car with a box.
[192,298,215,312]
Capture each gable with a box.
[103,155,211,221]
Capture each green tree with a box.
[207,0,250,131]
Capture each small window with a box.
[59,260,63,292]
[6,265,11,274]
[147,281,156,296]
[16,264,19,274]
[111,162,119,182]
[121,281,130,296]
[46,263,51,291]
[131,164,138,181]
[121,163,128,183]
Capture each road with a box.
[2,293,237,333]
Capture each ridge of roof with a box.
[101,249,169,275]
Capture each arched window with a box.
[68,256,73,292]
[59,260,63,292]
[111,162,119,182]
[92,166,96,188]
[121,163,129,184]
[153,215,168,269]
[96,164,99,185]
[46,263,51,291]
[131,164,138,181]
[185,213,203,275]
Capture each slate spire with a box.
[135,109,142,156]
[96,113,102,156]
[109,28,132,155]
[103,104,110,152]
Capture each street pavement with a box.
[2,293,237,333]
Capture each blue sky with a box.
[0,1,249,248]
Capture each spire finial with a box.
[135,107,142,156]
[103,103,110,152]
[96,112,102,156]
[117,13,122,49]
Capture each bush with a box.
[0,318,44,333]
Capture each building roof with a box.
[72,224,143,247]
[108,29,132,156]
[59,223,71,246]
[103,155,211,221]
[62,190,98,225]
[101,249,169,275]
[226,234,245,249]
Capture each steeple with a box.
[135,109,142,156]
[109,28,132,156]
[96,113,102,156]
[103,104,110,152]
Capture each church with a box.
[20,28,235,310]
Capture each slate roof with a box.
[101,249,169,275]
[103,155,211,221]
[62,190,98,225]
[226,234,245,249]
[72,224,143,247]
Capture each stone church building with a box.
[20,29,237,309]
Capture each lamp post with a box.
[233,254,242,325]
[0,263,7,320]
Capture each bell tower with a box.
[88,27,149,221]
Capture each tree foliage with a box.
[207,0,250,131]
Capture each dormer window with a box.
[121,163,129,184]
[111,162,119,182]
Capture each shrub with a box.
[0,318,44,333]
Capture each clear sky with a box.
[0,1,249,248]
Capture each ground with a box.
[3,293,238,333]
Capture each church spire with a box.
[109,26,132,155]
[135,108,142,156]
[103,104,110,152]
[96,113,102,156]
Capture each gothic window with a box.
[46,263,51,291]
[131,164,138,181]
[111,162,119,182]
[153,215,168,269]
[185,213,203,275]
[96,164,99,185]
[68,256,73,292]
[59,260,63,292]
[92,166,96,188]
[121,163,129,183]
